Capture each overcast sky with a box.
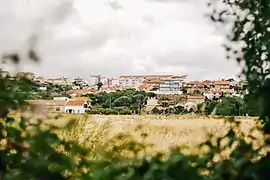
[0,0,241,80]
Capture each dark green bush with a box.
[119,108,132,115]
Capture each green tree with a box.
[205,100,219,115]
[216,97,244,116]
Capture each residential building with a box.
[64,99,91,114]
[53,97,70,101]
[145,97,160,113]
[46,77,70,85]
[119,75,146,87]
[38,86,47,91]
[158,75,186,94]
[185,81,204,94]
[67,89,94,97]
[214,80,230,89]
[27,97,91,114]
[27,100,67,113]
[118,75,175,88]
[186,95,205,105]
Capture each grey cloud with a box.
[1,0,240,81]
[153,45,240,80]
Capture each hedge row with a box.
[86,107,132,115]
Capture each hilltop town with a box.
[2,70,250,115]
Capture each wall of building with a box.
[187,98,204,105]
[159,76,184,94]
[119,77,145,87]
[64,106,86,114]
[53,97,70,101]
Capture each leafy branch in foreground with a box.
[208,0,270,134]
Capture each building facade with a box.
[158,75,186,94]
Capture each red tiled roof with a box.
[187,96,205,99]
[202,80,212,85]
[67,90,94,95]
[66,100,86,106]
[188,81,202,85]
[138,83,151,90]
[214,81,230,85]
[26,100,66,106]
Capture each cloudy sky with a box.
[0,0,241,80]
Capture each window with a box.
[77,110,80,113]
[56,107,60,111]
[83,104,88,108]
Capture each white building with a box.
[186,95,205,105]
[119,75,146,87]
[27,97,91,114]
[53,97,70,101]
[64,99,90,114]
[145,97,160,113]
[158,75,187,94]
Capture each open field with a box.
[41,114,260,154]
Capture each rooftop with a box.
[65,100,86,106]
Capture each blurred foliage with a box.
[0,0,269,179]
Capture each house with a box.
[27,100,66,113]
[38,86,47,91]
[27,97,92,114]
[186,95,205,105]
[185,81,204,94]
[145,97,160,113]
[53,97,70,101]
[64,99,91,114]
[67,89,94,97]
[214,80,230,89]
[138,83,152,91]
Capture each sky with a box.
[0,0,241,81]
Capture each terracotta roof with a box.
[67,90,94,95]
[138,83,151,90]
[65,100,86,106]
[202,80,212,85]
[188,81,203,85]
[26,100,66,106]
[214,81,230,85]
[187,96,205,99]
[72,97,92,101]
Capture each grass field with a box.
[38,114,260,155]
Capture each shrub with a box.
[119,108,132,115]
[152,107,161,114]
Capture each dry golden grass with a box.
[12,110,264,157]
[46,114,261,155]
